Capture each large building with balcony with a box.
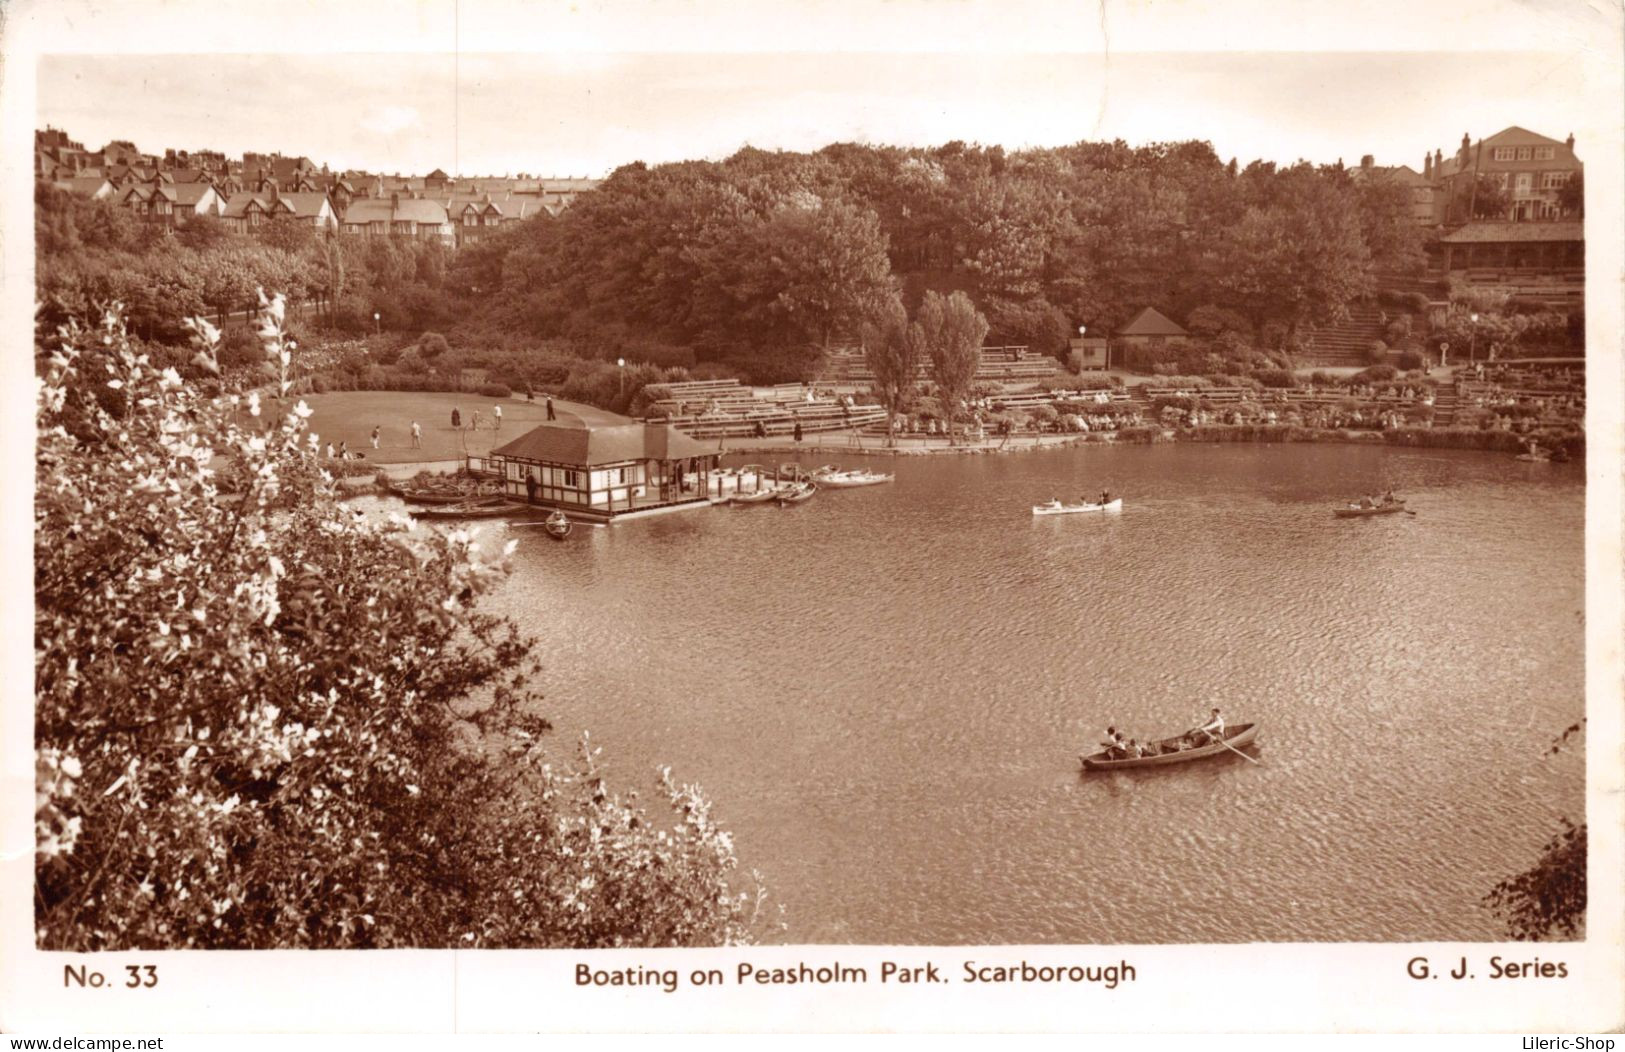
[1430,127,1581,224]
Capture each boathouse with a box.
[489,412,720,520]
[1115,307,1189,348]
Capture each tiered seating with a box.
[820,345,1060,384]
[643,378,886,439]
[1457,270,1584,306]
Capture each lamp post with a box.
[1469,312,1479,363]
[373,311,381,336]
[617,357,626,397]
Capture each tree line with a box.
[458,139,1426,381]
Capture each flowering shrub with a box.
[36,296,764,949]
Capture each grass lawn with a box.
[298,391,627,464]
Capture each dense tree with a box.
[257,215,315,254]
[1485,722,1586,940]
[1208,169,1374,342]
[35,299,764,949]
[1557,170,1583,218]
[1464,174,1512,221]
[917,290,988,444]
[860,294,920,445]
[1352,177,1427,275]
[175,214,232,251]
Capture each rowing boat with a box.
[542,512,572,540]
[818,470,895,488]
[1032,498,1122,516]
[409,500,520,520]
[731,487,782,505]
[776,483,817,504]
[391,487,504,506]
[1333,500,1406,518]
[1079,723,1259,771]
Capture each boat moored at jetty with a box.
[542,510,573,539]
[816,468,895,488]
[776,482,818,504]
[1080,723,1259,771]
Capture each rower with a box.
[1099,489,1111,506]
[1197,707,1225,743]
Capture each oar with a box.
[1213,733,1261,765]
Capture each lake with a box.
[463,442,1585,944]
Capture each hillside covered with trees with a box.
[42,137,1584,398]
[454,139,1427,381]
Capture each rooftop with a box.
[492,414,715,466]
[1117,307,1188,337]
[1437,221,1583,244]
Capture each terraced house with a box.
[339,192,456,246]
[37,125,602,247]
[222,188,338,233]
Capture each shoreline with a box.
[334,424,1582,498]
[717,425,1583,459]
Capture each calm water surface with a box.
[448,443,1585,943]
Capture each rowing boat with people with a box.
[1079,723,1259,771]
[1033,498,1122,516]
[1333,499,1406,518]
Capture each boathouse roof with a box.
[492,414,715,467]
[1117,307,1188,337]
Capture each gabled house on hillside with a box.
[1432,127,1582,224]
[338,192,454,246]
[443,192,545,245]
[222,188,337,233]
[52,175,116,201]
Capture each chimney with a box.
[1423,153,1432,179]
[1565,133,1575,150]
[1460,133,1471,164]
[1360,154,1374,170]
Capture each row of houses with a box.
[37,126,600,248]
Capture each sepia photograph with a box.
[4,0,1622,1036]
